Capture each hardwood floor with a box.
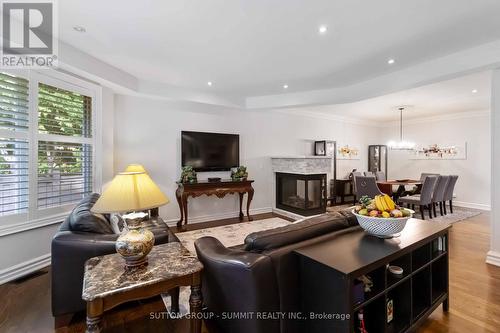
[0,211,499,332]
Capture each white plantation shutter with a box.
[0,73,29,132]
[0,73,30,217]
[0,138,29,216]
[37,83,93,209]
[0,71,97,223]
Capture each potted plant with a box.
[180,166,197,183]
[231,166,248,181]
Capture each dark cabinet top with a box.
[294,219,451,277]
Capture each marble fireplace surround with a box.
[271,156,333,175]
[271,156,334,218]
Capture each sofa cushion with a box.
[244,211,357,252]
[67,193,114,234]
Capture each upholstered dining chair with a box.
[351,171,363,203]
[432,175,450,216]
[364,171,374,177]
[399,176,438,220]
[355,176,383,199]
[375,171,386,181]
[443,175,459,214]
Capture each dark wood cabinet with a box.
[368,145,388,176]
[295,220,450,333]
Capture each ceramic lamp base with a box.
[115,212,155,268]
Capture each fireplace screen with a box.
[276,173,326,216]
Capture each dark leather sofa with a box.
[194,211,359,333]
[51,193,174,325]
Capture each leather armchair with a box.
[51,194,173,326]
[195,237,281,333]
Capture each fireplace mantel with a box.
[271,156,333,175]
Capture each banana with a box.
[383,194,396,210]
[375,195,387,211]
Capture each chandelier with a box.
[387,107,415,150]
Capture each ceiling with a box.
[59,0,500,99]
[284,71,492,121]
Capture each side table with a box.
[82,242,203,333]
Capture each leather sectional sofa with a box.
[195,211,359,333]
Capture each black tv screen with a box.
[181,131,240,171]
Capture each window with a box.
[0,71,99,224]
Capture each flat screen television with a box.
[181,131,240,171]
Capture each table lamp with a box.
[91,170,169,268]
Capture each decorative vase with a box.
[115,212,155,268]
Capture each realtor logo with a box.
[1,0,58,68]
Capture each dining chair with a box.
[351,171,363,203]
[354,176,383,199]
[375,171,386,181]
[432,175,450,216]
[364,171,374,177]
[443,175,459,214]
[399,176,438,220]
[412,172,440,195]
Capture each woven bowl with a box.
[352,209,413,238]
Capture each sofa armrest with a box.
[194,237,280,333]
[51,231,119,316]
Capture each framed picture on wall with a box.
[315,140,335,156]
[314,141,326,156]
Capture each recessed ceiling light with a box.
[387,58,395,65]
[207,81,213,86]
[472,89,478,94]
[283,84,289,89]
[318,25,328,34]
[73,26,86,33]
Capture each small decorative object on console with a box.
[231,166,248,180]
[387,299,394,323]
[92,167,170,268]
[180,165,197,183]
[388,265,403,277]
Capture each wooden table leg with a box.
[176,188,183,228]
[170,286,180,314]
[238,192,244,220]
[182,194,189,227]
[86,300,103,333]
[246,188,254,221]
[189,284,203,333]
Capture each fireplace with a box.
[276,172,327,216]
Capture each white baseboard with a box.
[453,201,491,211]
[0,253,51,285]
[163,207,273,227]
[486,250,500,267]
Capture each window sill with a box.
[0,212,67,237]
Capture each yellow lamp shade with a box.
[125,164,146,173]
[91,171,170,213]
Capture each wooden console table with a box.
[175,179,254,227]
[296,219,451,332]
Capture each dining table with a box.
[377,179,422,201]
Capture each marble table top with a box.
[82,242,203,302]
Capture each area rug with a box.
[161,217,291,315]
[327,204,481,223]
[175,217,291,255]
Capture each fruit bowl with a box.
[352,209,413,238]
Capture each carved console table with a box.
[175,179,255,227]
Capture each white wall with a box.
[487,69,500,266]
[114,95,380,223]
[379,112,491,209]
